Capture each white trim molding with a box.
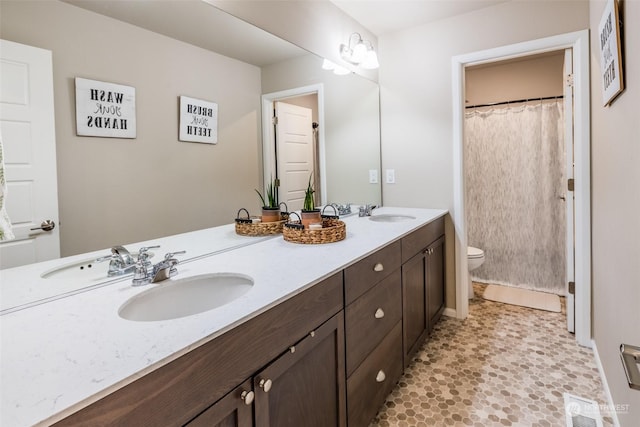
[261,84,327,205]
[451,30,592,347]
[592,340,621,427]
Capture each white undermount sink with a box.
[369,214,416,223]
[118,273,254,322]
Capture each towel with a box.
[0,133,15,241]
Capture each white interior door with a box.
[274,101,314,212]
[564,48,576,333]
[0,39,60,269]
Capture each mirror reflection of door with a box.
[0,40,60,269]
[273,99,319,211]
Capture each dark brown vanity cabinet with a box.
[344,241,404,427]
[186,379,254,427]
[252,312,346,427]
[401,217,445,367]
[189,312,346,427]
[54,273,344,427]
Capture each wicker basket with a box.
[235,208,289,236]
[283,213,346,244]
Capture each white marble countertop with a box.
[0,224,274,314]
[0,207,446,427]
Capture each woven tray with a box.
[283,215,346,244]
[235,208,289,236]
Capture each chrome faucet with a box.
[359,204,378,217]
[132,250,186,286]
[330,203,352,216]
[97,245,158,277]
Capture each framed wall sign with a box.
[598,0,624,106]
[75,77,136,138]
[179,96,218,144]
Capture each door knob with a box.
[374,308,385,319]
[375,370,386,383]
[373,263,384,272]
[30,220,55,232]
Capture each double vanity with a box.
[0,207,447,427]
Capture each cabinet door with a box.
[253,312,346,427]
[426,236,445,332]
[402,251,428,367]
[186,379,253,427]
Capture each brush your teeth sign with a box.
[75,77,136,138]
[179,96,218,144]
[598,0,624,106]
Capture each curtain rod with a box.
[465,95,563,109]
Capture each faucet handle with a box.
[163,250,186,260]
[132,261,151,286]
[137,245,160,259]
[95,253,114,263]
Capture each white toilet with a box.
[467,246,485,298]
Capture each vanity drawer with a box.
[347,322,403,427]
[401,216,445,263]
[345,269,402,376]
[344,240,401,304]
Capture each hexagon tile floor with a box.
[371,283,614,427]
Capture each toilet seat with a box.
[467,246,484,259]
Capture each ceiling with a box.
[330,0,510,36]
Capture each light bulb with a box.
[322,59,336,70]
[351,42,367,64]
[361,50,379,70]
[333,65,350,75]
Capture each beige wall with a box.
[466,52,564,106]
[590,0,640,424]
[0,1,262,257]
[378,0,588,311]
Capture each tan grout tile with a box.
[370,283,614,427]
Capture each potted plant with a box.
[255,177,281,223]
[301,174,321,229]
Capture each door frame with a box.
[261,84,327,205]
[451,30,591,347]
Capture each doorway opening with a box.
[464,50,569,313]
[452,30,591,347]
[261,84,327,209]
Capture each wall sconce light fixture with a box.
[322,58,351,75]
[340,33,379,70]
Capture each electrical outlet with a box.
[386,169,395,184]
[369,169,379,184]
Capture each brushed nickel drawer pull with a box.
[240,390,254,405]
[374,308,385,319]
[289,345,296,353]
[375,370,386,383]
[373,263,384,272]
[259,378,272,393]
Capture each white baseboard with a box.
[591,339,621,427]
[443,308,457,318]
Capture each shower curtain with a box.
[465,100,565,294]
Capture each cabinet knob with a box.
[375,370,386,383]
[240,390,254,405]
[374,308,385,319]
[259,378,273,393]
[373,263,384,272]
